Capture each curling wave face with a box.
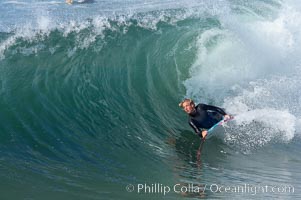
[0,0,301,199]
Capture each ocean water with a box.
[0,0,301,199]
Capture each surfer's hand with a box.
[224,115,231,120]
[202,130,207,138]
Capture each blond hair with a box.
[179,98,195,108]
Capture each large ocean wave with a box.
[0,0,300,199]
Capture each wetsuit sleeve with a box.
[189,120,202,137]
[201,104,227,115]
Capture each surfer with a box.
[179,99,231,139]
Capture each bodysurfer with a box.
[179,99,231,139]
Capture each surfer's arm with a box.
[189,121,207,138]
[189,121,201,137]
[201,104,227,115]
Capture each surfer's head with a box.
[179,99,195,114]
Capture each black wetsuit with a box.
[189,103,227,138]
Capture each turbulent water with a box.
[0,0,301,199]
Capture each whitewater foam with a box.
[183,0,301,152]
